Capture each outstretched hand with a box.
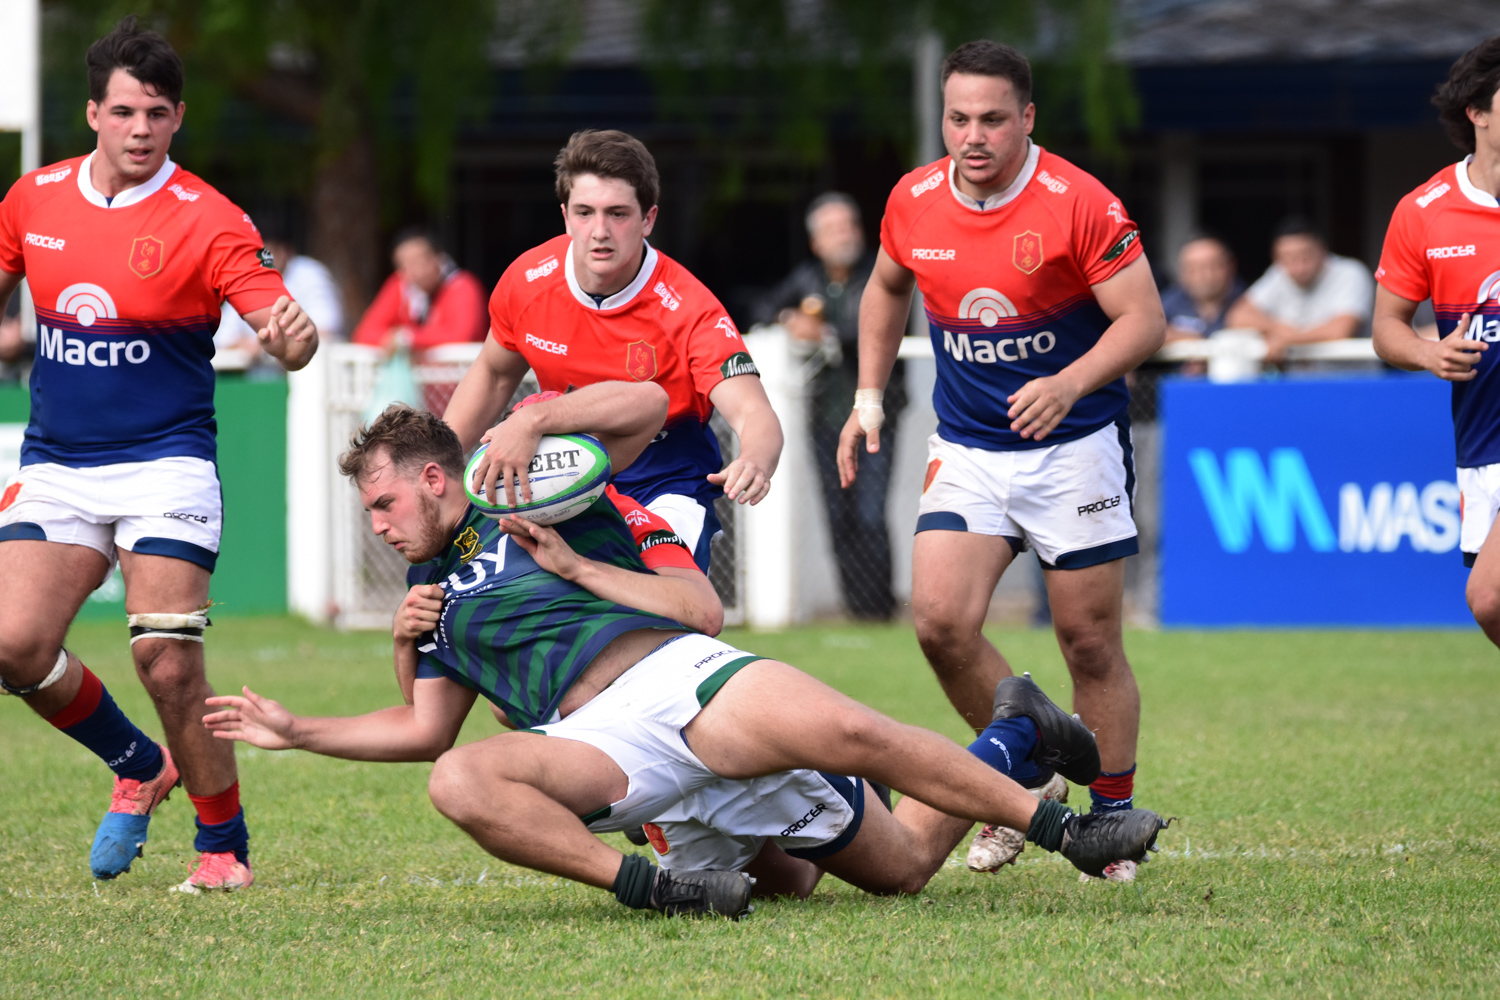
[203,687,299,750]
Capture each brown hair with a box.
[940,39,1033,106]
[338,404,465,484]
[554,130,661,212]
[1434,36,1500,154]
[87,15,184,107]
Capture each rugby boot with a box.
[651,868,755,919]
[1058,808,1168,880]
[967,770,1068,872]
[175,851,254,893]
[90,747,180,879]
[991,672,1101,786]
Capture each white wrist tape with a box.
[127,611,211,646]
[1,648,69,696]
[853,388,885,433]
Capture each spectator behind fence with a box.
[215,225,345,372]
[756,192,907,620]
[0,280,32,384]
[351,227,487,357]
[1226,216,1374,363]
[1162,235,1244,341]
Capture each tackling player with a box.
[443,130,783,570]
[0,18,316,890]
[1373,36,1500,643]
[837,40,1166,879]
[203,401,1168,917]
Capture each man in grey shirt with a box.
[1227,216,1374,364]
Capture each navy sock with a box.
[194,811,250,864]
[1089,764,1136,813]
[967,717,1041,787]
[47,666,163,782]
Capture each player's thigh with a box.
[1043,558,1126,636]
[685,660,898,779]
[0,539,109,664]
[811,782,929,894]
[911,529,1013,628]
[1459,465,1500,612]
[435,730,628,818]
[117,551,211,613]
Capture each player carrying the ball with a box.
[0,18,317,890]
[204,398,1168,917]
[1374,35,1500,645]
[443,129,782,570]
[838,40,1167,880]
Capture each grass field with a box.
[2,618,1498,998]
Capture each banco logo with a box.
[56,283,116,327]
[1189,447,1459,554]
[958,288,1018,328]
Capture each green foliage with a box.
[3,619,1498,997]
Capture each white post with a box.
[0,0,41,172]
[739,327,803,629]
[286,349,333,621]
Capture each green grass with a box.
[2,619,1498,998]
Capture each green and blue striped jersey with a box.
[410,499,683,728]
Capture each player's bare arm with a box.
[707,375,783,505]
[838,247,916,486]
[242,296,318,371]
[204,676,475,762]
[473,381,669,508]
[1006,255,1165,441]
[497,516,724,635]
[443,336,533,451]
[1373,285,1483,380]
[393,584,444,704]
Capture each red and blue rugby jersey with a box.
[0,153,287,467]
[1377,159,1500,468]
[490,235,757,506]
[880,143,1144,451]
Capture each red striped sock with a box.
[188,782,241,826]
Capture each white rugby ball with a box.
[464,433,611,525]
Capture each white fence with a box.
[291,331,1382,630]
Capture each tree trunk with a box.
[309,133,382,331]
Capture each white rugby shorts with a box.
[644,770,866,871]
[0,457,223,577]
[530,634,773,834]
[1459,463,1500,567]
[916,420,1138,569]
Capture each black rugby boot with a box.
[651,869,755,919]
[1059,808,1169,879]
[991,672,1101,786]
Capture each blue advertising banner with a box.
[1160,376,1473,626]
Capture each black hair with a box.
[804,192,861,235]
[1433,36,1500,154]
[86,15,184,107]
[940,40,1033,106]
[390,225,443,256]
[1271,215,1324,244]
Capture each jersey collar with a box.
[77,151,177,209]
[948,141,1040,212]
[564,240,659,310]
[1456,156,1500,209]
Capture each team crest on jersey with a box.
[454,526,481,562]
[129,236,165,278]
[626,340,658,381]
[1013,231,1044,274]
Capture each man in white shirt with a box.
[217,227,344,365]
[1227,216,1374,363]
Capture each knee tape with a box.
[0,648,69,696]
[127,611,211,646]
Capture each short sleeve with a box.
[1072,183,1144,285]
[207,204,289,316]
[606,486,700,572]
[0,177,29,275]
[1375,200,1431,303]
[1327,259,1374,322]
[683,295,759,401]
[488,270,519,351]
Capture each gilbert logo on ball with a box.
[464,433,611,525]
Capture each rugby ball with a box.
[464,433,610,525]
